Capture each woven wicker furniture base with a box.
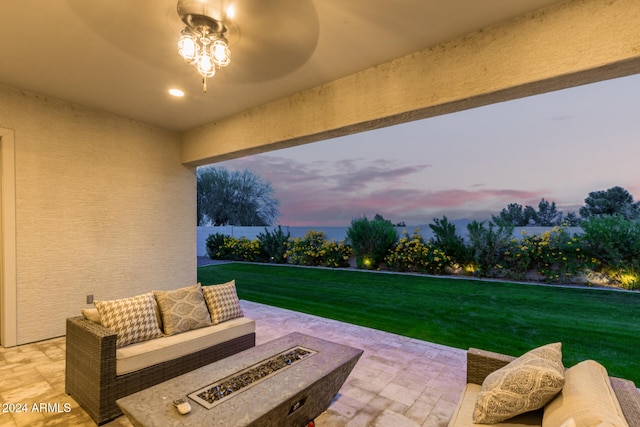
[116,332,363,427]
[65,316,255,425]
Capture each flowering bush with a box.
[285,231,353,268]
[285,230,327,266]
[205,233,262,262]
[205,221,639,289]
[228,236,263,262]
[500,227,590,283]
[533,228,589,283]
[385,229,451,274]
[205,233,232,260]
[321,240,354,268]
[500,235,534,280]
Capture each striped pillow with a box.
[202,280,244,325]
[94,293,163,348]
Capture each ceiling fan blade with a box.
[67,0,319,84]
[222,0,319,82]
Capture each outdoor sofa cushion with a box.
[115,316,255,375]
[543,360,629,427]
[449,383,543,426]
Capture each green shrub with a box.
[533,228,589,283]
[386,229,451,274]
[581,216,640,267]
[346,215,398,269]
[600,263,640,290]
[428,216,471,267]
[257,226,290,263]
[500,235,534,280]
[466,220,513,277]
[581,216,640,289]
[205,233,232,260]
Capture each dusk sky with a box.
[213,74,640,226]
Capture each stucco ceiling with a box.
[0,0,563,131]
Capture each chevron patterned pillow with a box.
[94,292,163,348]
[202,280,244,325]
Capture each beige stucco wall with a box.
[0,84,196,344]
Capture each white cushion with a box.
[115,316,255,375]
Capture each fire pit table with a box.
[116,332,363,427]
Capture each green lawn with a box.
[198,263,640,384]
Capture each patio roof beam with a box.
[179,0,640,166]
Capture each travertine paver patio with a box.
[0,300,466,427]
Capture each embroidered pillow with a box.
[202,280,244,325]
[473,342,565,424]
[94,293,163,348]
[154,283,212,336]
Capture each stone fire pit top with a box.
[116,332,363,427]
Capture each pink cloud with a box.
[216,155,570,226]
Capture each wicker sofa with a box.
[448,347,640,427]
[65,282,256,425]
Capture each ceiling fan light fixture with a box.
[178,30,199,62]
[211,37,230,67]
[176,1,232,92]
[196,52,216,78]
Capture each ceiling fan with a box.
[66,0,319,90]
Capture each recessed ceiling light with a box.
[169,88,185,97]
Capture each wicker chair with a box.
[465,348,640,427]
[65,316,255,425]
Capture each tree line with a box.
[197,166,639,227]
[493,186,640,226]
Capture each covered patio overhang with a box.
[180,0,640,166]
[1,0,640,349]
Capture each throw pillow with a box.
[473,342,565,424]
[543,360,629,427]
[94,292,163,348]
[154,283,212,336]
[81,308,101,324]
[202,280,244,325]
